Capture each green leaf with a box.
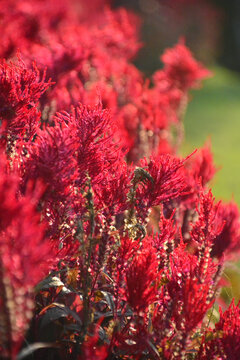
[101,291,115,313]
[40,303,82,330]
[35,276,64,291]
[17,343,58,360]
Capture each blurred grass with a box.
[182,66,240,206]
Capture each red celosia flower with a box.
[191,188,223,247]
[23,123,77,201]
[165,241,217,357]
[198,300,240,360]
[0,152,54,358]
[78,329,108,360]
[155,39,211,91]
[0,153,20,230]
[94,161,132,216]
[0,59,52,143]
[172,275,214,333]
[188,141,217,186]
[211,201,240,259]
[136,154,190,209]
[114,236,140,301]
[152,209,177,253]
[56,103,122,186]
[125,244,159,312]
[215,300,240,359]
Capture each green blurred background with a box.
[183,66,240,206]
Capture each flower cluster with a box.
[0,1,240,359]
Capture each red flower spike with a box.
[191,188,223,247]
[0,153,20,231]
[188,141,217,186]
[156,39,211,92]
[115,236,140,292]
[78,328,108,360]
[211,201,240,259]
[153,209,177,251]
[175,276,214,333]
[215,300,240,359]
[136,154,190,210]
[0,153,54,358]
[0,59,52,143]
[23,123,77,202]
[125,246,159,312]
[151,209,177,270]
[94,161,132,216]
[56,103,123,186]
[197,300,240,360]
[166,242,217,357]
